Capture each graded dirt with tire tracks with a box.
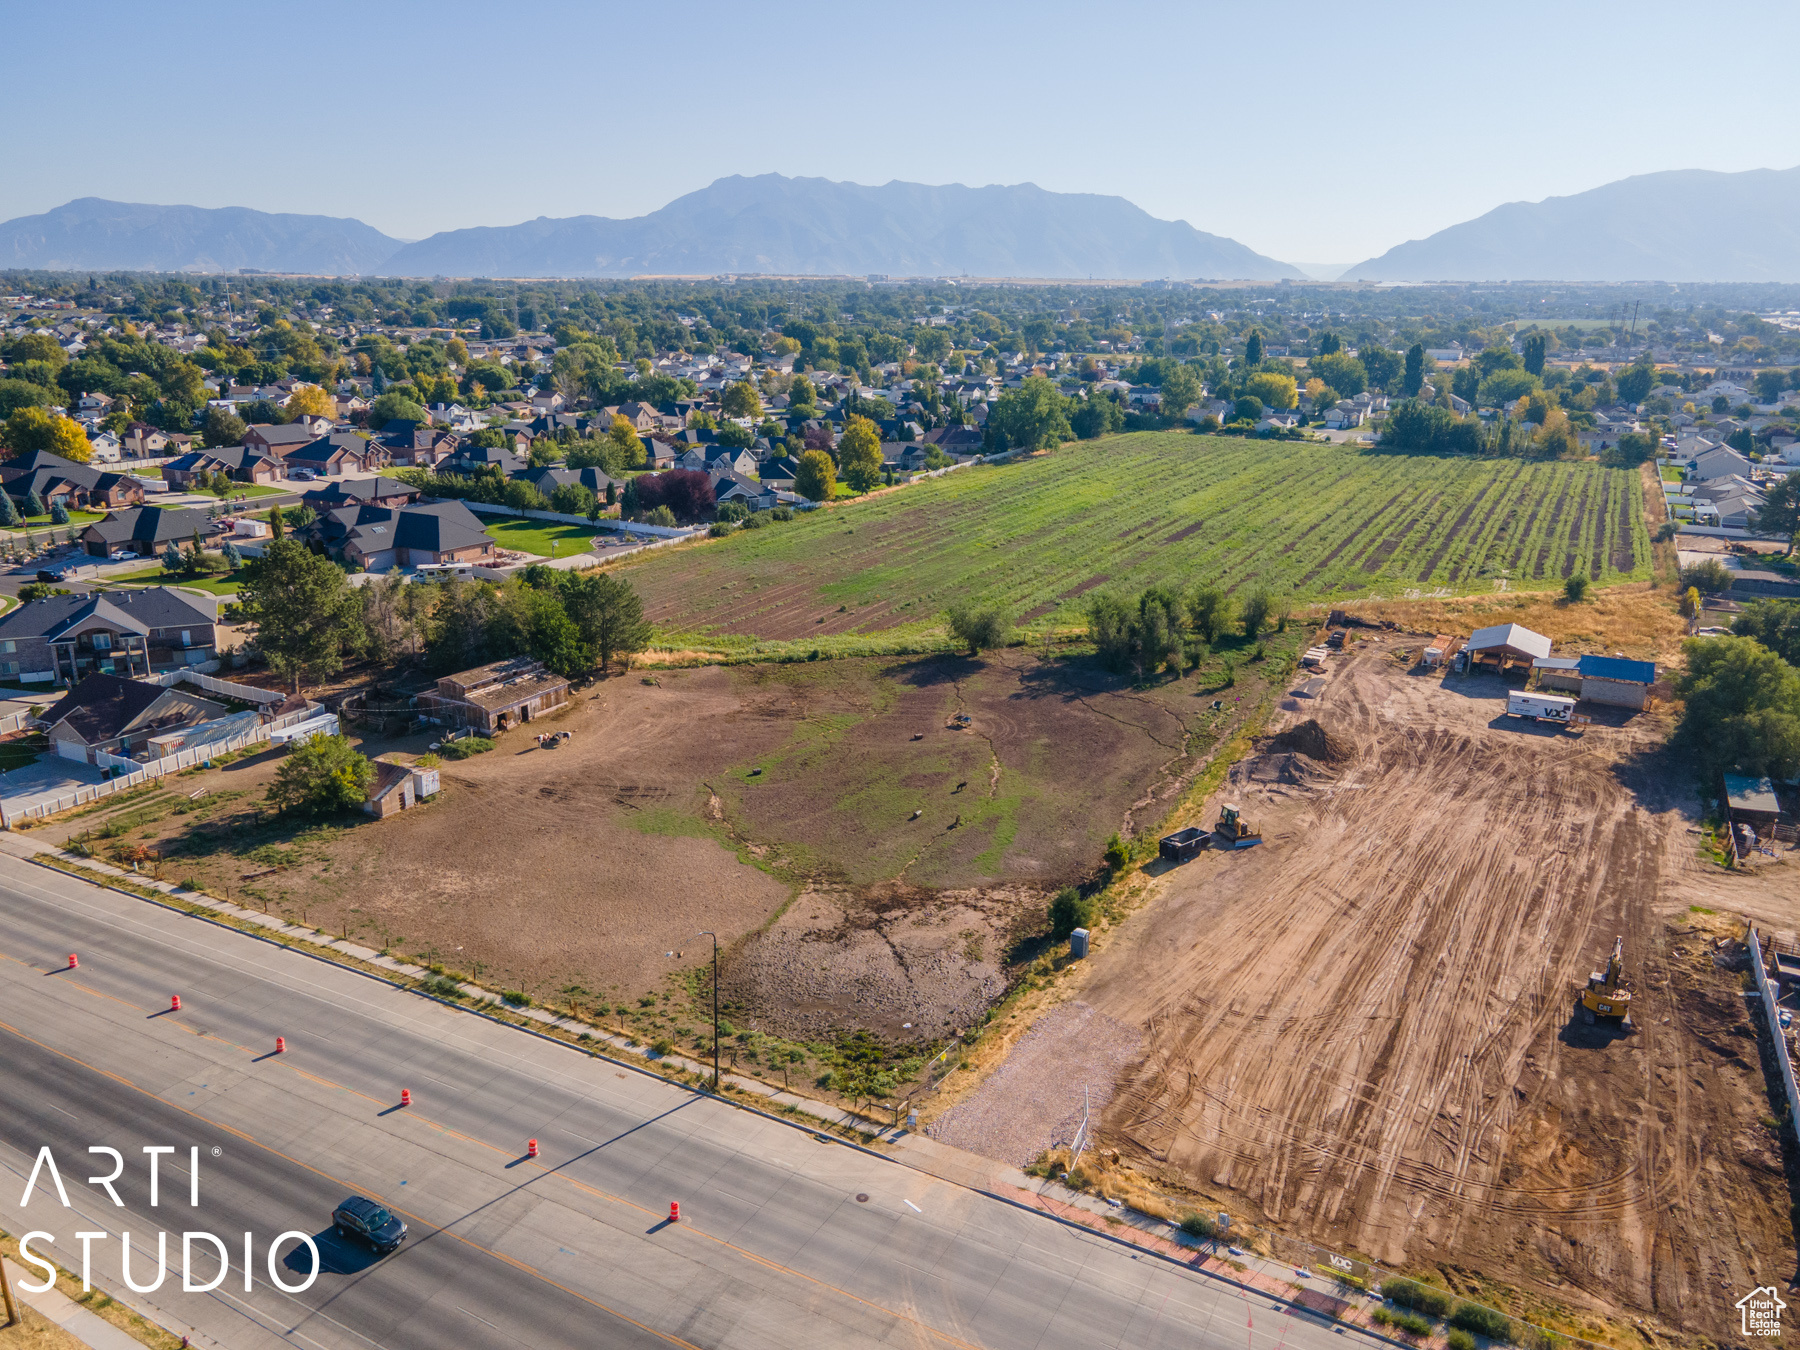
[1039,641,1787,1335]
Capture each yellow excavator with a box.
[1213,804,1262,849]
[1579,936,1633,1027]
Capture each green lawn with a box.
[482,518,603,558]
[1660,463,1683,482]
[12,510,105,528]
[621,431,1653,643]
[104,565,243,595]
[197,483,287,499]
[132,465,163,477]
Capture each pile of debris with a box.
[1265,718,1355,764]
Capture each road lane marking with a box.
[906,1199,923,1213]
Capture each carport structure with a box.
[1465,622,1551,672]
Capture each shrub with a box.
[1680,557,1734,594]
[1449,1302,1512,1343]
[436,736,494,759]
[1446,1331,1476,1350]
[715,501,749,523]
[651,1037,675,1056]
[266,734,373,815]
[1048,887,1094,940]
[1381,1279,1453,1318]
[1104,832,1131,873]
[771,505,794,521]
[1177,1213,1216,1240]
[500,989,532,1007]
[1396,1312,1435,1337]
[1563,574,1589,602]
[420,974,462,999]
[708,521,736,537]
[946,603,1010,655]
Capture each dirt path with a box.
[979,640,1788,1335]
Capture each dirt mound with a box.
[1264,718,1354,763]
[1239,751,1336,789]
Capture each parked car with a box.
[108,551,139,562]
[331,1196,406,1254]
[35,569,64,583]
[290,469,317,481]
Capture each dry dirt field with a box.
[942,637,1795,1339]
[36,642,1298,1030]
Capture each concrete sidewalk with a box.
[3,1256,164,1350]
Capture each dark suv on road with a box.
[332,1196,407,1254]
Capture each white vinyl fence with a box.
[146,667,288,705]
[1,683,319,828]
[1748,926,1800,1129]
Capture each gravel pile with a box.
[928,1001,1144,1167]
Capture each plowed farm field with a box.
[622,433,1650,643]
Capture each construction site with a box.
[937,633,1796,1342]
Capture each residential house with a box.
[529,390,566,414]
[376,421,461,469]
[77,392,116,416]
[416,656,570,733]
[301,477,422,510]
[609,402,660,431]
[0,587,218,686]
[161,444,283,488]
[513,465,620,503]
[241,422,319,460]
[121,423,170,458]
[427,403,483,433]
[298,500,497,571]
[1,451,146,512]
[284,431,386,478]
[86,432,123,464]
[79,505,226,559]
[38,672,228,763]
[758,455,803,489]
[1689,445,1754,482]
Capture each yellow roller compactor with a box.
[1579,936,1633,1026]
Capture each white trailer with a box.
[1507,691,1576,724]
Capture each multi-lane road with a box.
[0,856,1367,1350]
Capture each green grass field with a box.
[104,565,242,595]
[483,518,602,557]
[623,432,1651,645]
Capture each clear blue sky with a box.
[7,0,1797,267]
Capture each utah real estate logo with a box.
[1739,1286,1788,1338]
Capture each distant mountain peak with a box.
[378,173,1302,280]
[1346,166,1800,282]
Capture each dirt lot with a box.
[35,642,1298,1032]
[943,637,1796,1338]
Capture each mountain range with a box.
[1346,167,1800,282]
[0,198,403,275]
[0,177,1300,281]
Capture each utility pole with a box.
[698,931,719,1090]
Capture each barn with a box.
[1532,656,1582,694]
[1465,623,1552,671]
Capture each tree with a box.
[1754,369,1790,403]
[550,482,597,516]
[1070,391,1125,439]
[1681,557,1735,595]
[235,538,365,692]
[1232,395,1263,423]
[0,491,18,527]
[1311,353,1367,398]
[1732,601,1800,665]
[1616,356,1657,406]
[989,376,1072,451]
[5,407,91,461]
[1751,472,1800,553]
[795,449,837,502]
[0,378,52,418]
[837,415,884,492]
[1246,370,1297,411]
[635,468,714,520]
[1403,343,1427,397]
[49,499,68,525]
[1478,368,1539,407]
[286,385,332,419]
[565,572,651,671]
[267,734,374,816]
[367,391,428,428]
[1563,574,1589,602]
[24,488,45,518]
[1360,345,1401,390]
[1315,332,1342,357]
[203,406,247,448]
[1188,585,1231,644]
[1244,330,1264,366]
[1241,589,1273,638]
[721,381,762,422]
[222,540,242,571]
[1160,362,1203,421]
[161,540,184,572]
[1048,887,1095,941]
[1522,334,1546,377]
[1674,636,1800,777]
[1087,592,1137,669]
[946,604,1010,655]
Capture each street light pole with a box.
[698,930,719,1090]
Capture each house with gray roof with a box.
[0,586,217,685]
[78,506,226,559]
[297,500,496,571]
[38,672,228,764]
